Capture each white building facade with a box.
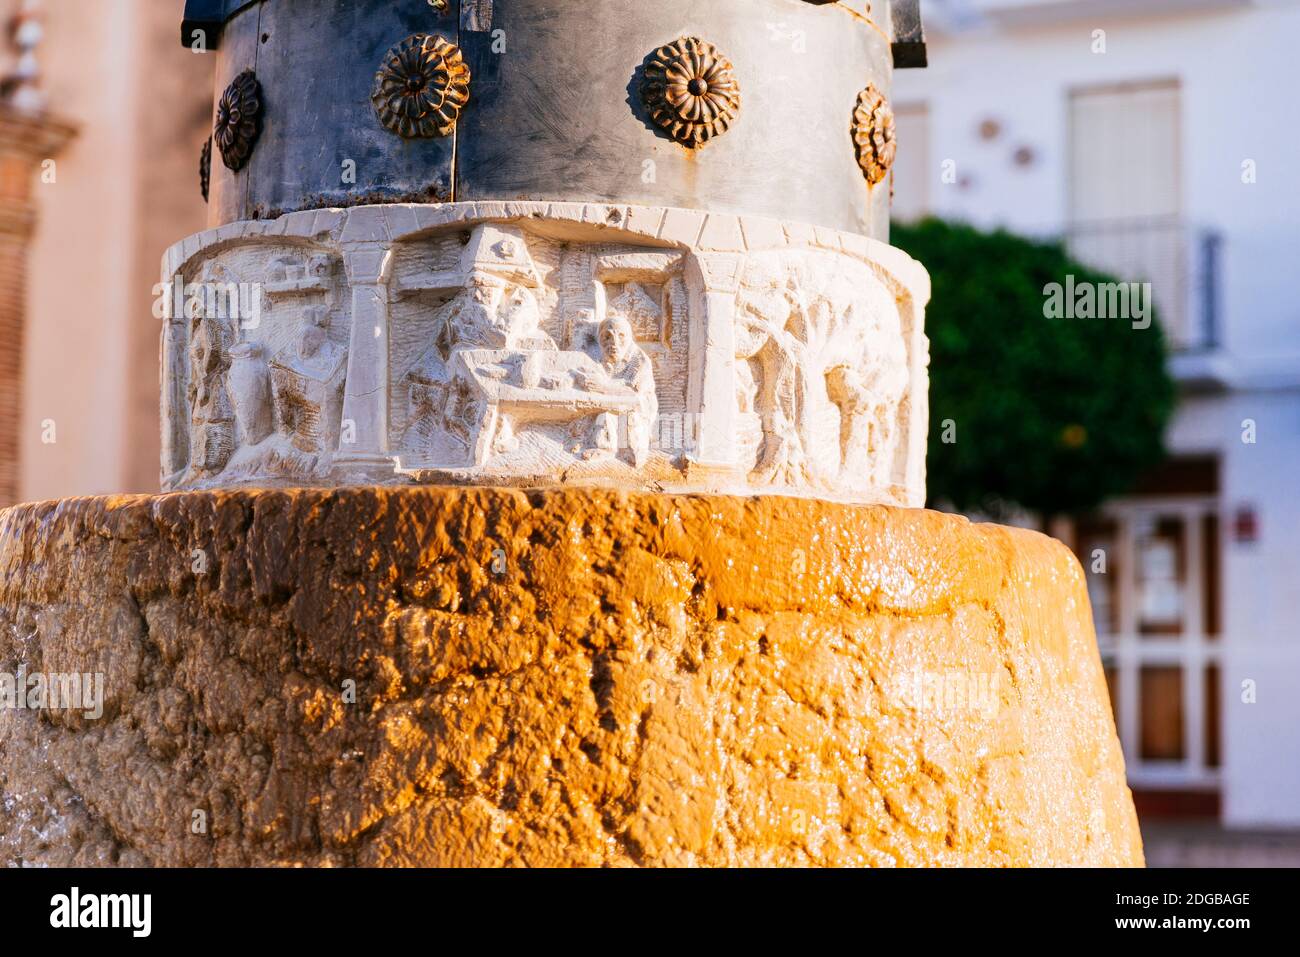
[893,0,1300,826]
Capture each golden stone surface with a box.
[0,488,1142,866]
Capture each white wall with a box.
[1166,390,1300,826]
[894,3,1300,365]
[895,2,1300,826]
[21,0,210,501]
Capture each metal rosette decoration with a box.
[852,83,897,187]
[199,137,211,202]
[214,69,262,172]
[184,0,916,236]
[641,36,741,148]
[371,33,471,139]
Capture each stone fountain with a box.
[0,0,1142,866]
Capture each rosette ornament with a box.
[372,34,471,138]
[641,37,741,148]
[852,84,897,187]
[199,137,211,202]
[214,70,263,172]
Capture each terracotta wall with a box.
[20,0,211,500]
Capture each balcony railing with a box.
[1065,216,1221,354]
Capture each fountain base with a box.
[0,488,1142,866]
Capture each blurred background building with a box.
[0,0,1296,863]
[894,0,1300,861]
[0,0,209,506]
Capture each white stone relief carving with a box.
[160,202,929,505]
[161,244,347,489]
[186,310,235,478]
[390,223,668,478]
[268,306,347,457]
[227,341,272,446]
[735,251,909,494]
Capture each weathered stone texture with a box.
[0,489,1142,866]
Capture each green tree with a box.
[891,217,1176,516]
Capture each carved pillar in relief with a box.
[333,243,394,477]
[160,297,188,483]
[686,252,744,472]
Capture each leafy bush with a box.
[891,217,1176,515]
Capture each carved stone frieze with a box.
[735,250,910,492]
[161,245,347,488]
[160,202,929,505]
